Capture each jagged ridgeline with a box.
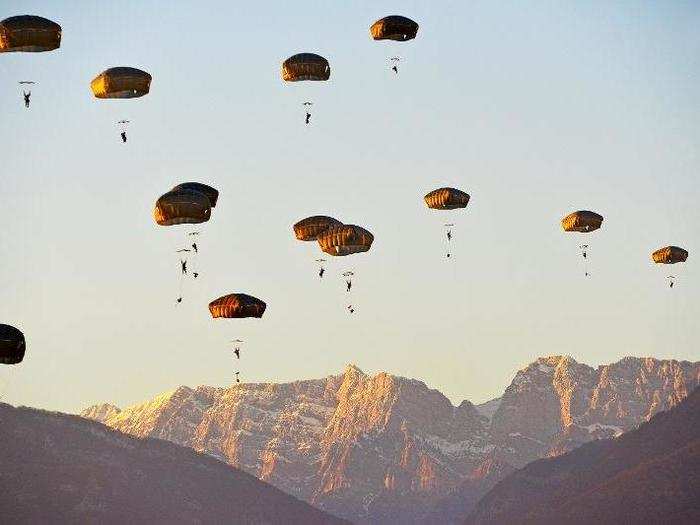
[82,356,699,524]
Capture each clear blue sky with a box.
[2,1,699,413]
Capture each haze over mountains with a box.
[82,355,699,524]
[0,403,347,525]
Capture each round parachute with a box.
[282,53,331,82]
[561,211,603,233]
[318,224,374,256]
[0,15,61,53]
[91,67,152,99]
[370,16,419,42]
[0,324,25,365]
[652,246,688,264]
[209,294,267,319]
[154,189,211,226]
[172,182,219,208]
[293,216,343,241]
[424,188,470,210]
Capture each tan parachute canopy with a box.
[171,182,219,208]
[209,294,267,319]
[293,216,343,241]
[0,324,25,365]
[652,246,688,264]
[282,53,330,82]
[425,188,470,210]
[318,224,374,256]
[153,189,211,226]
[91,67,152,99]
[370,15,419,42]
[0,15,61,52]
[561,211,603,233]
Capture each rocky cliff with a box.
[82,356,699,523]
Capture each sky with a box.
[1,1,699,414]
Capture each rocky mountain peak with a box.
[343,363,365,376]
[80,403,121,423]
[81,356,699,524]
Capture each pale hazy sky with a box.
[2,1,699,414]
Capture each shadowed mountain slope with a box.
[0,403,348,525]
[466,387,700,524]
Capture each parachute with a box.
[652,246,688,264]
[0,15,61,53]
[370,16,418,74]
[652,246,688,288]
[561,211,603,233]
[172,182,219,208]
[562,211,603,276]
[209,296,265,385]
[318,224,374,256]
[293,216,343,241]
[91,67,152,99]
[425,188,469,258]
[153,189,211,226]
[282,54,330,124]
[209,294,267,319]
[370,15,419,41]
[0,324,25,365]
[282,53,331,82]
[424,188,470,210]
[155,185,218,303]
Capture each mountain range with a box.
[466,385,700,524]
[0,403,347,524]
[82,355,699,523]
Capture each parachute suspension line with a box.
[316,258,327,281]
[390,56,401,75]
[579,244,590,277]
[444,222,455,260]
[303,101,314,126]
[0,364,19,402]
[188,230,199,280]
[178,258,185,301]
[118,120,129,143]
[343,270,355,314]
[229,339,243,384]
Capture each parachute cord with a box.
[0,367,16,402]
[192,246,199,277]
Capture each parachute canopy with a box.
[0,324,25,365]
[0,15,61,53]
[209,294,267,319]
[370,15,419,42]
[172,182,219,208]
[293,215,343,241]
[91,67,152,99]
[318,224,374,256]
[154,189,211,226]
[561,211,603,233]
[282,53,330,82]
[425,188,470,210]
[652,246,688,264]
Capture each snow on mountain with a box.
[82,356,699,524]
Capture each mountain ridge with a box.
[0,402,349,525]
[82,355,699,524]
[465,386,700,524]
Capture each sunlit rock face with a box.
[80,403,121,423]
[489,355,699,466]
[83,356,699,524]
